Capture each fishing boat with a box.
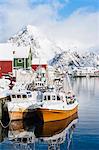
[35,90,78,123]
[7,90,39,121]
[34,73,78,123]
[6,66,48,121]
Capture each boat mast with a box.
[60,64,72,93]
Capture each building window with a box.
[18,59,23,63]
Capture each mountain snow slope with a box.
[8,25,62,61]
[50,50,99,70]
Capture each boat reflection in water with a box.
[4,113,78,150]
[35,113,78,150]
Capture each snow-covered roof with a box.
[0,43,30,60]
[13,46,30,58]
[32,58,47,65]
[0,43,13,60]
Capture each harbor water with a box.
[0,77,99,150]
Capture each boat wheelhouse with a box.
[34,80,47,91]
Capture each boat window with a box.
[12,95,16,98]
[48,95,50,100]
[73,95,75,97]
[52,95,56,100]
[22,95,27,98]
[17,138,21,142]
[68,96,71,99]
[44,95,46,100]
[17,95,21,98]
[57,95,60,100]
[28,94,32,98]
[60,96,63,100]
[26,91,31,94]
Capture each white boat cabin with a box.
[42,90,76,105]
[43,91,65,102]
[10,90,37,101]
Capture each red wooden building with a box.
[0,43,13,78]
[32,58,47,71]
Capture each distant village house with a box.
[0,43,13,78]
[0,43,32,78]
[13,47,32,69]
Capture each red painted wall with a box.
[0,61,12,78]
[32,64,47,71]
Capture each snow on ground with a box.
[0,78,10,98]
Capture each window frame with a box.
[18,59,23,63]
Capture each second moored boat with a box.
[34,86,78,123]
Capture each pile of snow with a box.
[0,78,10,96]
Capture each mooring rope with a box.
[0,119,11,128]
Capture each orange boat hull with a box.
[35,112,78,137]
[9,110,35,121]
[35,106,78,123]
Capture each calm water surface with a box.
[0,78,99,150]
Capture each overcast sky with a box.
[0,0,99,50]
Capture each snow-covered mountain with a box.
[8,25,62,61]
[50,50,99,70]
[8,24,99,70]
